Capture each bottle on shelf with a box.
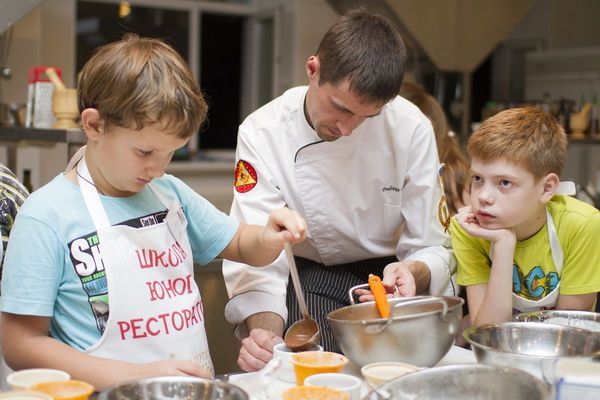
[22,169,33,193]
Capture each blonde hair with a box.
[77,34,207,138]
[400,81,470,215]
[468,107,567,179]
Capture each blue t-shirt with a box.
[0,173,238,351]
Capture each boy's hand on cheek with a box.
[262,207,307,249]
[455,206,515,244]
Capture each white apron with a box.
[75,152,213,373]
[511,209,563,312]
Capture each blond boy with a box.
[0,35,306,390]
[451,107,600,325]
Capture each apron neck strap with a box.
[546,208,563,273]
[77,154,111,230]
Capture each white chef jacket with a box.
[224,86,455,336]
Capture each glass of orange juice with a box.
[290,351,348,385]
[31,380,94,400]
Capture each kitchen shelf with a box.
[0,126,86,171]
[568,136,600,144]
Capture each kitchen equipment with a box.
[514,309,600,332]
[272,342,323,383]
[360,361,420,387]
[368,275,390,318]
[283,242,320,352]
[364,364,552,399]
[327,294,463,367]
[290,351,348,385]
[52,88,78,129]
[97,377,248,400]
[305,373,361,400]
[7,369,70,391]
[25,66,61,128]
[0,393,52,400]
[31,380,94,400]
[282,386,349,400]
[463,322,600,381]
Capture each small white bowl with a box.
[272,342,323,383]
[0,392,53,400]
[361,361,420,387]
[6,369,71,391]
[305,373,362,400]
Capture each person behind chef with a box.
[0,34,306,390]
[399,80,470,216]
[451,107,600,325]
[0,164,29,390]
[223,9,455,372]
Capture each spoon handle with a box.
[284,242,309,318]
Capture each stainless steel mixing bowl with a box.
[97,377,249,400]
[364,364,552,399]
[463,322,600,381]
[327,296,463,367]
[514,309,600,332]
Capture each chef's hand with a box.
[261,208,307,250]
[238,328,284,372]
[355,262,418,302]
[138,359,213,379]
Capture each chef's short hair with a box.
[316,9,407,105]
[77,33,207,139]
[468,107,567,179]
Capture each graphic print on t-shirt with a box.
[68,210,167,333]
[513,264,559,300]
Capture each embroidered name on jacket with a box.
[382,185,400,192]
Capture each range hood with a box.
[1,0,46,34]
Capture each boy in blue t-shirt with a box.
[0,35,306,390]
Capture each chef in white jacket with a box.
[223,9,456,372]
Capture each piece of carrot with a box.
[368,274,390,318]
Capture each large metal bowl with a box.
[327,296,463,367]
[463,322,600,381]
[364,364,552,399]
[97,377,249,400]
[514,310,600,332]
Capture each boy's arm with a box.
[1,313,211,390]
[218,207,306,266]
[557,293,597,310]
[455,207,517,324]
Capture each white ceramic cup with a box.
[0,392,53,400]
[272,343,323,383]
[6,369,70,391]
[304,373,362,400]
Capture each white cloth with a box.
[77,155,213,372]
[223,86,454,335]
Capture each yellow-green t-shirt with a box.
[450,195,600,301]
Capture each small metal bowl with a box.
[463,322,600,381]
[97,376,249,400]
[364,364,552,399]
[514,310,600,332]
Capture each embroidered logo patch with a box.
[234,160,258,193]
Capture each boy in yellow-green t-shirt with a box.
[450,107,600,325]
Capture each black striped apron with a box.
[285,256,397,353]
